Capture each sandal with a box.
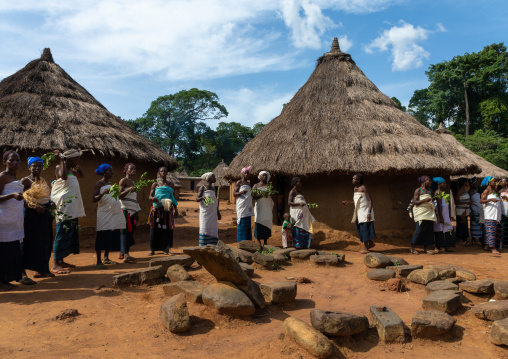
[51,268,70,275]
[18,276,37,285]
[359,250,369,254]
[123,256,136,263]
[102,259,117,265]
[410,249,419,254]
[147,251,155,256]
[118,253,125,260]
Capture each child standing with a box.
[282,213,293,248]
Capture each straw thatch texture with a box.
[224,40,479,180]
[0,48,176,168]
[168,172,184,188]
[196,160,231,188]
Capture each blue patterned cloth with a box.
[237,217,252,242]
[199,234,218,246]
[293,227,311,249]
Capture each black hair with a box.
[2,150,17,161]
[354,173,364,185]
[457,177,468,188]
[291,177,301,187]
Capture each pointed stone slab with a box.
[426,280,459,293]
[459,279,494,294]
[113,266,165,286]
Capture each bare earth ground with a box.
[1,191,507,359]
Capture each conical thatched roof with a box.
[0,48,176,167]
[196,160,231,188]
[167,172,184,188]
[434,124,508,179]
[224,39,479,179]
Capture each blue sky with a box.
[0,0,507,129]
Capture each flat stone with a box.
[228,246,254,264]
[183,242,249,285]
[427,265,456,280]
[386,265,423,277]
[411,310,457,338]
[387,256,409,266]
[369,306,405,343]
[236,279,266,309]
[363,253,392,268]
[451,266,476,281]
[148,255,194,272]
[367,269,396,281]
[426,280,459,293]
[113,266,165,286]
[446,277,466,284]
[260,281,297,304]
[166,264,191,282]
[202,282,255,316]
[471,300,508,321]
[310,309,369,336]
[273,248,296,256]
[459,279,494,294]
[283,317,333,359]
[494,281,508,300]
[237,240,261,253]
[239,262,254,277]
[159,293,190,333]
[490,318,508,346]
[407,269,439,285]
[290,249,317,259]
[272,253,289,265]
[310,254,339,266]
[162,281,205,303]
[422,290,462,314]
[252,252,275,267]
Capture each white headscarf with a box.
[61,149,81,159]
[201,172,214,182]
[258,171,271,182]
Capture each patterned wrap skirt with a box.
[237,217,252,242]
[355,220,376,243]
[484,219,502,248]
[293,227,311,249]
[53,219,80,260]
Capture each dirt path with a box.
[1,191,507,358]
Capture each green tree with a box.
[390,97,406,112]
[455,129,508,170]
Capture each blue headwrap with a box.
[95,164,111,175]
[432,177,445,185]
[27,157,43,167]
[481,176,494,186]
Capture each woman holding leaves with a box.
[118,163,140,263]
[410,176,437,254]
[252,171,274,250]
[454,178,472,244]
[481,176,504,255]
[289,177,315,249]
[432,177,455,252]
[196,172,220,246]
[233,166,254,242]
[148,166,178,256]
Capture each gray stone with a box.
[451,266,476,281]
[494,281,508,300]
[411,310,457,338]
[183,243,249,285]
[272,253,290,265]
[386,265,423,277]
[260,281,297,304]
[284,317,333,359]
[471,300,508,321]
[446,277,466,284]
[237,279,266,309]
[290,249,317,260]
[252,252,275,267]
[166,264,191,282]
[310,255,339,266]
[367,269,396,281]
[408,269,439,285]
[310,309,369,337]
[162,281,205,303]
[273,248,297,256]
[228,246,254,264]
[148,255,194,272]
[363,253,392,268]
[202,282,255,316]
[159,293,190,333]
[369,306,405,343]
[237,240,261,253]
[426,280,459,293]
[427,265,456,279]
[239,262,254,277]
[422,290,462,314]
[387,256,409,266]
[113,266,165,286]
[459,279,495,294]
[490,318,508,346]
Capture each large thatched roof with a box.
[0,48,176,168]
[224,38,479,180]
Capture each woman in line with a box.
[253,171,274,250]
[289,177,315,249]
[50,149,85,274]
[499,177,508,248]
[342,173,376,254]
[148,166,178,256]
[411,176,437,254]
[455,178,472,245]
[469,178,484,247]
[233,166,254,242]
[118,163,140,262]
[0,151,25,290]
[20,157,54,280]
[196,172,220,246]
[481,176,503,255]
[432,177,455,252]
[92,164,128,267]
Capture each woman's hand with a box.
[491,198,499,203]
[367,213,372,221]
[300,202,306,207]
[152,197,159,203]
[424,197,433,203]
[129,186,137,193]
[13,192,24,201]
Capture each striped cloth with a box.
[293,227,311,249]
[237,217,252,242]
[470,210,483,239]
[199,234,218,246]
[484,219,502,248]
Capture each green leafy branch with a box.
[251,182,279,198]
[307,203,319,209]
[41,152,57,170]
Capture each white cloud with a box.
[338,35,353,51]
[364,20,444,71]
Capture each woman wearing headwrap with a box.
[499,177,508,248]
[252,171,274,250]
[481,176,503,255]
[50,149,85,274]
[410,176,437,254]
[432,177,455,252]
[148,166,178,255]
[92,164,127,267]
[196,172,221,246]
[118,163,140,263]
[20,157,54,280]
[454,177,472,245]
[233,166,254,242]
[289,177,315,249]
[469,178,484,246]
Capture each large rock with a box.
[162,281,205,303]
[369,306,405,343]
[239,262,254,277]
[408,269,439,285]
[113,266,165,286]
[159,293,190,333]
[387,256,409,266]
[422,290,462,314]
[237,240,261,253]
[451,266,476,281]
[236,279,266,309]
[183,243,249,285]
[202,282,255,316]
[273,248,296,256]
[363,253,392,268]
[426,280,459,293]
[471,300,508,321]
[367,269,396,281]
[494,281,508,300]
[310,255,339,266]
[290,249,317,260]
[166,264,191,282]
[310,309,369,337]
[427,265,456,280]
[386,265,423,277]
[411,310,457,338]
[459,279,494,294]
[283,317,333,359]
[149,255,194,272]
[272,253,290,265]
[252,252,275,267]
[228,246,254,264]
[260,281,297,304]
[490,318,508,346]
